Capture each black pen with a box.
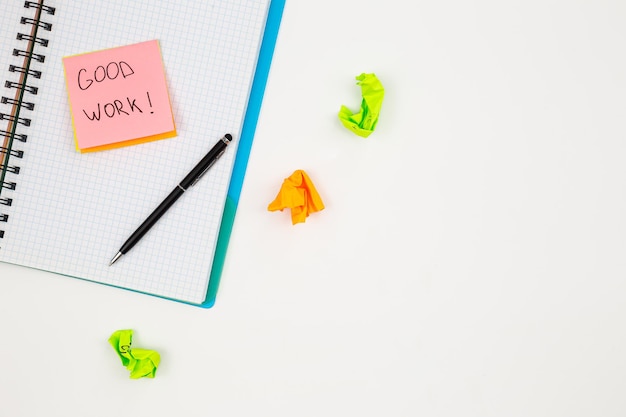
[109,134,233,266]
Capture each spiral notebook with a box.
[0,0,285,307]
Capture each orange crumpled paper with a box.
[268,170,325,224]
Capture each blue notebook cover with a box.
[199,0,286,308]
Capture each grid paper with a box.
[0,0,271,304]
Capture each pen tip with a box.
[224,133,233,142]
[109,252,122,266]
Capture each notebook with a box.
[0,0,285,307]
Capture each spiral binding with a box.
[0,0,55,240]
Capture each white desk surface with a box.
[2,1,626,416]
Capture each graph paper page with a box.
[0,0,271,304]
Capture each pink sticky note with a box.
[63,40,176,152]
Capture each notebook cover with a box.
[199,0,286,308]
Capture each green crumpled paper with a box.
[108,329,160,379]
[338,73,385,137]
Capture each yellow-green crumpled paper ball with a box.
[108,329,160,379]
[338,73,385,137]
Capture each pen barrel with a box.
[119,187,184,254]
[179,139,228,190]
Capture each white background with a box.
[2,1,626,416]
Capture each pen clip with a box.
[191,149,225,187]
